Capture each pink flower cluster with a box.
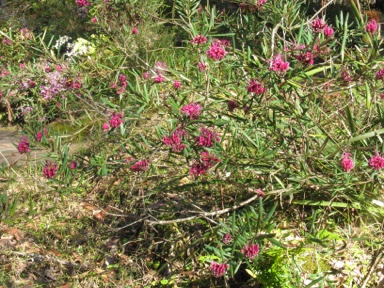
[40,71,66,100]
[369,152,384,170]
[376,69,384,81]
[43,160,58,179]
[154,62,167,83]
[366,19,378,34]
[206,41,227,61]
[109,112,123,128]
[173,80,181,90]
[190,151,220,177]
[247,79,266,94]
[36,128,48,142]
[17,136,30,154]
[210,262,228,278]
[198,62,208,72]
[132,27,138,35]
[223,233,232,244]
[130,159,150,173]
[241,243,260,260]
[269,54,290,73]
[190,35,207,45]
[196,126,220,147]
[295,51,316,65]
[111,73,128,94]
[341,153,354,172]
[324,26,334,37]
[311,17,327,33]
[228,100,238,112]
[76,0,91,7]
[163,128,188,152]
[181,103,202,120]
[20,28,33,40]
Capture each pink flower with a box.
[142,72,151,79]
[132,27,138,34]
[91,17,98,23]
[3,38,12,45]
[324,26,334,37]
[381,93,384,99]
[342,71,352,83]
[190,35,207,45]
[228,100,237,112]
[173,80,181,89]
[198,62,208,72]
[102,122,110,132]
[341,153,354,172]
[19,63,26,69]
[181,103,202,120]
[76,0,91,7]
[130,159,150,172]
[36,131,43,142]
[43,160,58,179]
[189,151,219,177]
[241,243,260,259]
[223,233,232,244]
[295,51,316,65]
[311,17,327,33]
[206,42,227,61]
[17,136,30,154]
[200,151,220,167]
[366,19,378,34]
[109,112,123,128]
[369,152,384,170]
[154,74,165,83]
[162,128,188,152]
[210,262,228,278]
[269,55,290,73]
[376,69,384,81]
[70,161,77,169]
[190,162,208,177]
[247,80,266,94]
[196,127,220,147]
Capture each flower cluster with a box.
[196,126,220,147]
[36,128,48,142]
[17,136,30,154]
[228,100,238,112]
[241,243,260,260]
[311,17,327,33]
[366,19,378,34]
[295,51,316,66]
[269,54,290,73]
[40,71,66,100]
[376,69,384,81]
[190,151,220,177]
[173,80,181,90]
[109,112,123,128]
[369,152,384,170]
[132,27,138,35]
[181,103,202,120]
[222,233,232,244]
[190,35,207,45]
[198,62,208,72]
[341,153,354,172]
[206,41,227,61]
[130,159,150,173]
[162,128,188,152]
[247,79,266,94]
[76,0,91,7]
[210,262,228,278]
[111,73,128,94]
[43,160,58,179]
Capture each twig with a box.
[145,188,292,226]
[361,248,384,288]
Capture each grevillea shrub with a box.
[2,0,384,286]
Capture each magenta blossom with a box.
[196,127,220,147]
[154,74,165,83]
[190,35,207,45]
[366,19,378,34]
[43,160,58,179]
[109,112,123,128]
[173,80,181,90]
[311,17,327,33]
[70,161,77,169]
[376,69,384,81]
[269,54,290,73]
[324,25,334,37]
[162,128,188,152]
[102,122,110,132]
[295,51,316,65]
[210,262,228,278]
[189,151,220,177]
[198,62,208,72]
[369,152,384,170]
[36,131,43,142]
[132,27,138,34]
[341,153,354,172]
[181,103,202,120]
[76,0,91,7]
[142,72,151,79]
[247,79,266,95]
[241,243,260,260]
[130,159,150,172]
[228,100,238,112]
[223,233,232,244]
[206,42,227,61]
[17,136,30,154]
